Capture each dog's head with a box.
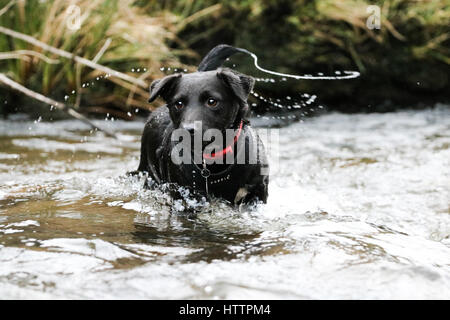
[148,68,254,134]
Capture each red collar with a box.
[203,121,243,160]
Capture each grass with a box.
[0,0,448,116]
[168,0,450,111]
[0,0,195,118]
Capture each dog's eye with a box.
[174,101,184,110]
[206,98,218,108]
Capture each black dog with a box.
[134,45,269,205]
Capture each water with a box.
[0,106,449,299]
[240,47,360,80]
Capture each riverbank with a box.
[0,0,448,117]
[173,0,449,112]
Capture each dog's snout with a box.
[181,123,196,134]
[182,122,205,136]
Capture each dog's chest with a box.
[190,164,240,193]
[169,162,249,203]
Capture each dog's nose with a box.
[181,123,196,134]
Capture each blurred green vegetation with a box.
[165,0,449,112]
[0,0,449,118]
[0,0,195,118]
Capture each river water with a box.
[0,106,449,299]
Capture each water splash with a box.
[235,48,360,80]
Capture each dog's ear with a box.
[148,73,182,103]
[216,69,254,104]
[217,69,254,121]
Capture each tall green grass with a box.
[165,0,450,110]
[1,0,448,116]
[0,0,194,117]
